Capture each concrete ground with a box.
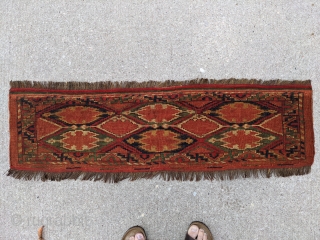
[0,0,319,239]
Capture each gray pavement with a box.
[0,1,319,239]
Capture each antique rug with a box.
[8,79,314,182]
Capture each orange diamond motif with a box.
[217,102,264,123]
[135,103,182,123]
[61,130,99,151]
[259,114,283,135]
[179,115,222,137]
[139,130,181,152]
[126,129,195,153]
[98,116,141,137]
[55,106,106,125]
[220,129,262,150]
[37,118,62,140]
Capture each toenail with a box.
[191,227,198,232]
[136,233,144,240]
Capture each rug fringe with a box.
[10,79,311,90]
[6,167,311,183]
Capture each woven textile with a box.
[8,80,314,182]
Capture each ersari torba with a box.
[8,79,314,182]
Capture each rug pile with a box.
[8,79,314,182]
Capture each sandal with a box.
[122,226,147,240]
[185,221,214,240]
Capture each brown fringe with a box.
[7,167,311,183]
[10,79,311,90]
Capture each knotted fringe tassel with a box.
[7,167,311,183]
[10,79,311,90]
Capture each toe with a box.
[135,233,145,240]
[187,225,199,239]
[197,229,205,240]
[203,232,208,240]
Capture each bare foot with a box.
[128,233,145,240]
[188,225,199,239]
[197,228,208,240]
[135,233,145,240]
[187,225,208,240]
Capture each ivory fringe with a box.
[7,167,311,183]
[10,79,311,90]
